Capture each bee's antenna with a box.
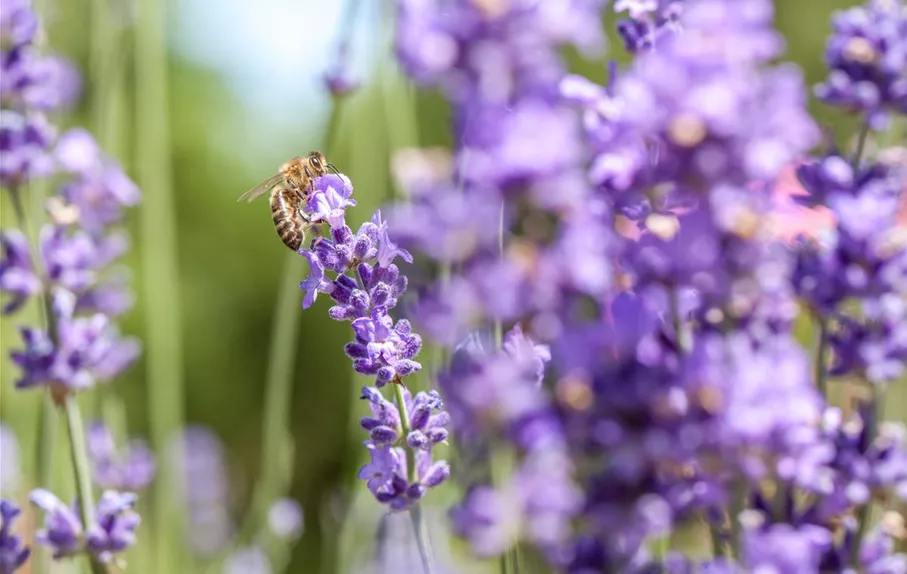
[327,163,341,175]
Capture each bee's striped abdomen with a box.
[269,187,305,251]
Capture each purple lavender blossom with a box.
[0,229,40,314]
[55,128,141,235]
[87,421,156,491]
[84,490,141,565]
[614,0,683,53]
[11,289,140,393]
[356,383,451,508]
[300,172,450,511]
[740,514,832,574]
[28,489,83,560]
[0,500,29,573]
[29,488,140,565]
[301,175,420,387]
[815,0,907,129]
[0,0,38,49]
[0,109,54,187]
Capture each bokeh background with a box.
[2,0,903,572]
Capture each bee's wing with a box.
[236,173,284,203]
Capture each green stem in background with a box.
[728,482,745,560]
[491,198,520,574]
[243,97,349,548]
[90,0,113,150]
[851,121,870,168]
[814,316,829,397]
[9,182,59,574]
[852,383,884,567]
[135,0,186,570]
[409,505,435,574]
[63,394,107,574]
[669,286,690,353]
[709,518,725,558]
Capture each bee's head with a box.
[307,151,329,175]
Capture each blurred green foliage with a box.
[5,1,906,573]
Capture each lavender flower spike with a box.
[0,500,30,573]
[87,421,156,491]
[29,488,140,564]
[299,172,450,510]
[29,489,83,560]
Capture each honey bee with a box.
[237,151,338,251]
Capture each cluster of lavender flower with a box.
[1,0,151,569]
[298,174,452,511]
[295,0,907,571]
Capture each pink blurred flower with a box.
[767,164,836,242]
[768,152,907,242]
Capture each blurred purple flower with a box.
[30,487,141,565]
[0,229,40,314]
[0,109,54,187]
[2,47,81,111]
[815,0,907,129]
[56,129,141,235]
[615,0,683,53]
[267,498,303,541]
[0,499,30,573]
[29,488,83,559]
[224,546,271,574]
[0,0,38,49]
[168,426,234,556]
[87,421,156,491]
[740,515,832,574]
[85,490,140,564]
[11,290,140,393]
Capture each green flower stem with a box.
[63,394,107,574]
[852,121,870,168]
[814,316,829,397]
[391,381,435,574]
[729,481,745,560]
[670,286,690,353]
[244,252,305,539]
[852,382,884,567]
[11,183,59,574]
[242,96,350,549]
[410,504,436,574]
[135,0,187,569]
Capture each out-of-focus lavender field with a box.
[1,0,906,573]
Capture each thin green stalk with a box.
[135,0,186,570]
[852,383,884,566]
[63,394,107,574]
[851,121,870,168]
[90,0,114,150]
[814,316,829,397]
[410,506,436,574]
[670,287,690,353]
[245,252,304,533]
[728,482,745,560]
[708,517,724,558]
[8,185,29,232]
[491,197,520,574]
[10,183,58,574]
[242,95,349,553]
[392,382,435,574]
